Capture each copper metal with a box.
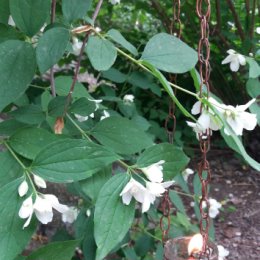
[196,0,211,259]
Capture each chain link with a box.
[196,0,211,259]
[161,0,182,242]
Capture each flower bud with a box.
[18,180,29,197]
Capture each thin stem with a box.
[30,84,50,90]
[171,189,195,198]
[66,113,92,141]
[63,0,104,115]
[138,226,162,241]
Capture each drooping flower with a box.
[141,160,165,183]
[109,0,120,5]
[62,207,79,223]
[219,99,257,136]
[18,180,29,197]
[222,49,246,72]
[123,94,135,103]
[33,174,47,189]
[19,194,68,228]
[100,110,110,121]
[182,168,194,182]
[202,198,222,218]
[72,37,83,56]
[217,245,229,260]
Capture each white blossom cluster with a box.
[120,161,174,212]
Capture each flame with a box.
[188,234,203,256]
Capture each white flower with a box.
[256,27,260,34]
[19,194,68,228]
[18,180,29,197]
[8,16,15,26]
[109,0,120,5]
[141,160,165,183]
[222,49,246,72]
[75,114,89,122]
[120,178,174,213]
[202,198,222,218]
[72,37,83,56]
[100,110,110,121]
[182,168,194,182]
[33,174,47,188]
[62,207,79,223]
[220,99,257,136]
[123,94,134,103]
[217,245,229,260]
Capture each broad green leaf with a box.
[0,40,36,111]
[9,128,59,160]
[10,0,50,37]
[70,97,96,116]
[169,190,186,214]
[141,33,198,73]
[0,119,28,136]
[246,78,260,98]
[101,68,127,83]
[0,24,23,43]
[32,139,120,182]
[36,27,70,73]
[26,240,80,260]
[78,166,112,201]
[55,76,91,99]
[48,96,67,117]
[62,0,92,22]
[86,36,117,71]
[141,61,196,120]
[10,105,45,124]
[0,151,23,188]
[0,0,10,24]
[41,90,52,112]
[91,117,154,155]
[249,103,260,125]
[137,143,190,180]
[123,247,139,260]
[94,174,135,260]
[0,179,37,260]
[246,57,260,78]
[134,234,154,257]
[107,29,138,56]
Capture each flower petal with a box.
[238,54,246,65]
[191,101,201,115]
[33,174,47,188]
[18,180,29,197]
[236,98,255,112]
[221,54,233,64]
[230,60,240,72]
[239,112,257,130]
[19,196,33,219]
[43,194,68,213]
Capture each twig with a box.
[226,0,245,41]
[63,0,104,115]
[215,0,222,32]
[50,0,57,97]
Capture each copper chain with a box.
[196,0,211,259]
[161,0,182,243]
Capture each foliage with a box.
[0,0,259,260]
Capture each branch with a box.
[50,0,57,97]
[63,0,104,115]
[226,0,245,41]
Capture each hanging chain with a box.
[196,0,211,259]
[161,0,182,243]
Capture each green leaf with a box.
[169,190,186,214]
[26,240,80,260]
[246,57,260,78]
[62,0,92,22]
[0,151,23,188]
[70,97,96,116]
[0,0,10,24]
[246,78,260,98]
[101,68,127,83]
[0,40,36,111]
[141,33,198,73]
[10,105,45,124]
[0,179,37,260]
[78,166,112,201]
[86,36,117,71]
[32,139,120,183]
[36,27,70,73]
[91,117,154,155]
[249,103,260,125]
[10,0,50,37]
[0,119,28,136]
[55,76,91,99]
[94,174,135,260]
[137,143,190,180]
[0,24,23,43]
[107,29,138,56]
[9,127,59,160]
[48,96,67,117]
